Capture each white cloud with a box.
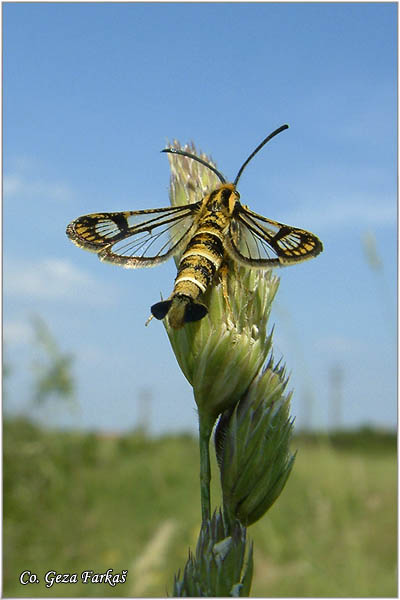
[4,258,117,305]
[3,174,72,201]
[283,195,396,231]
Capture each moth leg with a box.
[218,262,234,317]
[145,313,154,327]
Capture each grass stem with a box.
[198,414,214,522]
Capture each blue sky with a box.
[4,2,397,434]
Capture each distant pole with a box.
[329,364,344,431]
[362,231,394,338]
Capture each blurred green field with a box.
[4,418,397,597]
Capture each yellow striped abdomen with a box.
[174,229,224,296]
[163,228,224,328]
[150,184,235,328]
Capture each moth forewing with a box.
[98,213,198,268]
[226,205,323,267]
[229,209,277,265]
[225,224,281,268]
[66,205,200,268]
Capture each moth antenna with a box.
[234,124,289,186]
[161,148,227,184]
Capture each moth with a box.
[66,124,323,328]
